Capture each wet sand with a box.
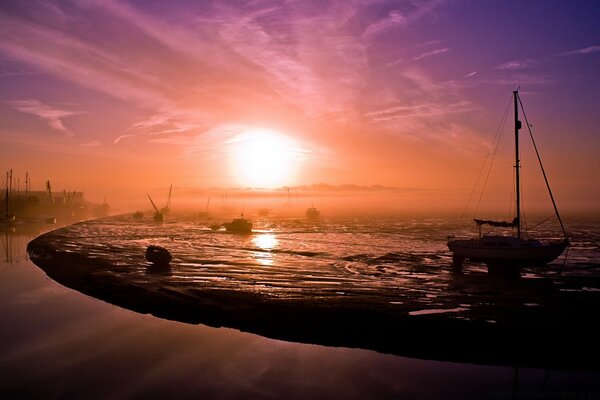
[27,216,600,370]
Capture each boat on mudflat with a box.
[448,90,568,274]
[223,215,252,233]
[305,207,320,219]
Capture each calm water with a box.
[2,214,600,398]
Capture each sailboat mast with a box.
[4,171,8,218]
[514,90,522,239]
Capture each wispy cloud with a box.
[559,45,600,56]
[113,134,135,145]
[7,99,82,136]
[362,0,446,39]
[382,58,403,68]
[414,48,450,61]
[0,0,468,153]
[362,10,406,38]
[495,59,536,70]
[364,100,474,121]
[465,71,477,77]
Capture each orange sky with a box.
[1,1,599,214]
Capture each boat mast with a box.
[4,171,8,218]
[514,90,522,239]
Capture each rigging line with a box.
[459,96,512,225]
[473,95,512,219]
[517,94,568,239]
[558,245,570,275]
[529,215,553,229]
[520,170,528,234]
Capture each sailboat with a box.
[305,207,320,219]
[147,195,164,222]
[198,197,210,219]
[448,90,568,274]
[223,213,253,233]
[160,184,172,215]
[1,171,16,226]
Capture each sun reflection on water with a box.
[253,233,278,250]
[252,233,278,266]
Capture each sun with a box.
[230,129,299,188]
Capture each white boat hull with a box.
[448,236,567,267]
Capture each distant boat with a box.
[448,90,568,274]
[1,170,16,225]
[198,197,210,219]
[147,195,164,222]
[133,211,143,220]
[223,214,253,233]
[160,184,172,215]
[305,207,320,219]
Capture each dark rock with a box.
[145,245,172,266]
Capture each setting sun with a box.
[230,129,299,188]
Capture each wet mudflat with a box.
[27,215,600,370]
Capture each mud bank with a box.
[27,216,600,370]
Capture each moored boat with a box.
[223,215,253,233]
[448,90,568,274]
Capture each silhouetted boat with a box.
[1,170,16,226]
[223,215,252,233]
[133,211,143,220]
[147,195,164,222]
[145,245,172,266]
[160,184,172,215]
[198,197,210,219]
[448,90,568,273]
[305,207,320,219]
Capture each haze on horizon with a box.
[1,0,599,215]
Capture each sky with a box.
[0,0,599,213]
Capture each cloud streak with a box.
[414,48,450,61]
[559,45,600,56]
[495,59,536,70]
[7,99,81,136]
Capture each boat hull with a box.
[223,218,252,233]
[448,238,567,267]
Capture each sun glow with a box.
[231,129,299,188]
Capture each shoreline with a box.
[27,216,600,370]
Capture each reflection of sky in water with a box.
[252,233,278,266]
[3,221,600,397]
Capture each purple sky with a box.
[0,0,599,211]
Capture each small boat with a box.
[198,197,210,219]
[160,184,172,215]
[145,245,172,265]
[45,217,57,224]
[448,90,568,274]
[1,173,16,226]
[147,195,164,222]
[223,215,253,233]
[305,207,320,219]
[133,211,143,220]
